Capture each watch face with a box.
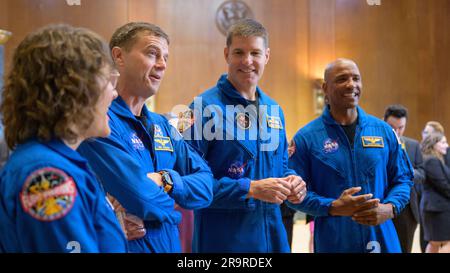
[163,172,173,185]
[161,172,173,193]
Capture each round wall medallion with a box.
[216,0,254,36]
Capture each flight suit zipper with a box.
[338,123,366,251]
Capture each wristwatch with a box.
[390,203,397,219]
[158,170,173,194]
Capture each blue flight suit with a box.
[288,106,414,253]
[78,96,214,253]
[0,139,127,253]
[186,74,295,253]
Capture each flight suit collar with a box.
[321,105,368,127]
[45,138,87,164]
[109,96,156,128]
[110,96,143,120]
[217,74,270,106]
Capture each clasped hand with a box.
[248,175,307,204]
[329,187,393,226]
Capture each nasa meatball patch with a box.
[227,161,247,179]
[20,167,77,222]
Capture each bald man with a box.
[287,59,414,253]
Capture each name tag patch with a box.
[155,136,174,152]
[267,115,283,129]
[361,136,384,148]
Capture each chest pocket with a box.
[307,141,350,196]
[265,129,286,177]
[357,136,386,178]
[153,142,176,170]
[123,131,151,162]
[310,139,347,179]
[208,137,255,180]
[152,124,177,170]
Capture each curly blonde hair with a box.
[421,132,445,162]
[1,24,112,149]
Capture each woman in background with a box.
[421,121,444,141]
[422,121,449,167]
[421,132,450,253]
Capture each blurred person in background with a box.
[422,121,449,168]
[420,132,450,253]
[384,104,425,253]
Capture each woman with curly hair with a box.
[421,132,450,253]
[0,24,126,252]
[421,121,450,167]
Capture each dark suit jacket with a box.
[402,136,426,222]
[446,147,450,168]
[422,157,450,212]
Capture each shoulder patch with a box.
[20,167,77,222]
[167,120,184,140]
[178,109,195,133]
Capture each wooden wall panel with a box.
[128,0,311,138]
[305,0,336,135]
[430,0,450,139]
[129,0,228,116]
[126,0,309,139]
[0,1,8,30]
[333,0,450,140]
[3,0,128,74]
[292,0,312,138]
[255,0,309,139]
[2,0,449,140]
[308,0,335,80]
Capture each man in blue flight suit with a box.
[184,19,307,253]
[288,59,414,253]
[78,22,214,253]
